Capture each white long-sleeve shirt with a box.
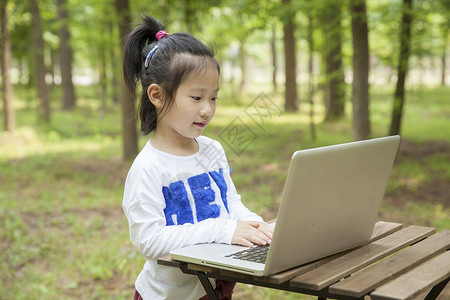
[122,136,263,299]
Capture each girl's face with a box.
[156,66,219,144]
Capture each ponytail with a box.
[123,16,164,134]
[123,16,163,97]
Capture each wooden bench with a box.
[157,221,450,300]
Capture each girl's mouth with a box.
[194,122,207,128]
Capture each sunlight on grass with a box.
[426,154,450,181]
[380,202,450,231]
[388,160,430,192]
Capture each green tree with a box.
[368,1,402,84]
[389,0,413,136]
[30,0,50,122]
[74,0,120,113]
[115,0,138,160]
[9,2,32,88]
[57,0,76,110]
[350,0,371,140]
[436,0,450,86]
[270,24,278,91]
[281,0,299,111]
[441,26,449,86]
[320,0,345,121]
[306,4,316,140]
[1,0,15,132]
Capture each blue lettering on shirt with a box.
[162,169,229,225]
[162,181,194,225]
[209,169,229,213]
[188,173,220,222]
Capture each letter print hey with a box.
[162,169,229,225]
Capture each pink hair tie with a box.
[156,30,169,40]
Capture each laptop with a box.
[170,135,401,276]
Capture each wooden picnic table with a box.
[157,221,450,300]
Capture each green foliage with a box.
[7,0,450,120]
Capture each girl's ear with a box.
[147,84,163,109]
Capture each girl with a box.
[122,15,273,300]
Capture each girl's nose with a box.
[200,101,213,117]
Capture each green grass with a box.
[0,84,449,299]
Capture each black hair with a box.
[123,15,220,135]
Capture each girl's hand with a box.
[256,222,274,241]
[231,221,274,247]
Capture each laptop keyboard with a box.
[225,245,270,264]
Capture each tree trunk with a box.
[30,0,50,122]
[282,0,299,112]
[323,1,345,121]
[271,24,277,91]
[1,0,15,132]
[57,0,76,110]
[307,13,316,141]
[238,39,246,92]
[350,0,371,140]
[114,0,138,160]
[49,48,56,86]
[99,47,107,118]
[111,47,119,104]
[98,11,107,118]
[108,20,119,104]
[389,0,413,136]
[441,27,448,86]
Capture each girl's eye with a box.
[191,96,201,101]
[211,97,218,102]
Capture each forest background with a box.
[0,0,449,299]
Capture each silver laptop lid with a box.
[264,135,400,275]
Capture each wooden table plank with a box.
[252,221,402,285]
[253,221,403,285]
[370,221,403,242]
[329,230,450,298]
[290,225,436,291]
[370,251,450,300]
